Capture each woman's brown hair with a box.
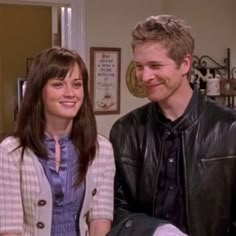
[15,47,97,184]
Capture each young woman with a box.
[0,47,115,236]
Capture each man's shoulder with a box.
[109,102,154,140]
[200,101,236,135]
[204,100,236,122]
[114,102,154,126]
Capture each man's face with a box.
[134,41,191,103]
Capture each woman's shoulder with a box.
[0,136,23,168]
[94,134,114,162]
[0,136,35,164]
[97,134,112,148]
[1,136,20,152]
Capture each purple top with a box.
[39,135,85,236]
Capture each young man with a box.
[109,15,236,236]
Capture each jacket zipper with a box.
[201,155,236,162]
[181,131,191,234]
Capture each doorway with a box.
[0,0,85,135]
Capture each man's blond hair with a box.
[132,15,194,66]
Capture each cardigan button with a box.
[92,188,97,196]
[38,200,46,206]
[36,222,45,229]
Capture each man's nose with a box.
[141,67,155,83]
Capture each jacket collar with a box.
[152,89,205,131]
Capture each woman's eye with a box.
[52,82,63,88]
[73,82,83,88]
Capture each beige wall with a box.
[0,4,52,133]
[86,0,163,137]
[0,0,235,137]
[162,0,236,62]
[86,0,236,138]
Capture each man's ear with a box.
[180,54,192,76]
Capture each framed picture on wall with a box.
[90,47,121,115]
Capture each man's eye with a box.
[150,64,161,69]
[135,65,143,70]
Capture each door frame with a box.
[0,0,86,60]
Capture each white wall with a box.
[86,0,236,138]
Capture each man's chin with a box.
[147,93,163,102]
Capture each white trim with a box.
[70,0,86,61]
[61,6,72,48]
[51,6,58,34]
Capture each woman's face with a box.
[42,63,84,123]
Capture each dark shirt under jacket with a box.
[153,97,196,234]
[153,93,199,233]
[154,112,187,233]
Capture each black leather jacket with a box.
[109,90,236,236]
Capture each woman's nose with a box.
[64,85,75,97]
